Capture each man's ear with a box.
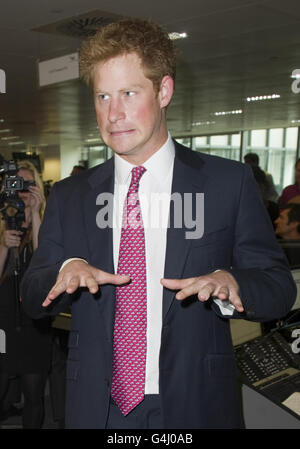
[158,75,174,109]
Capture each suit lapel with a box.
[162,142,208,319]
[84,158,116,342]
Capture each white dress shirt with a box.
[113,134,175,394]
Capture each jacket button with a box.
[105,379,110,387]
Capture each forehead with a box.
[93,52,151,88]
[18,168,34,180]
[280,209,290,219]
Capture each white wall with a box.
[60,141,82,180]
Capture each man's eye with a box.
[125,91,134,97]
[98,94,109,100]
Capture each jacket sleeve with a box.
[213,164,296,322]
[21,183,72,319]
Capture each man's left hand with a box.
[161,270,244,313]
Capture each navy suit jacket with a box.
[21,141,296,428]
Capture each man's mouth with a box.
[109,129,135,137]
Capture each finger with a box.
[160,277,196,291]
[8,238,21,247]
[30,191,40,201]
[42,298,52,307]
[42,286,66,307]
[65,277,80,294]
[43,280,68,305]
[85,276,99,294]
[8,231,22,237]
[97,270,130,285]
[216,286,230,300]
[43,279,71,307]
[197,282,217,301]
[229,291,244,312]
[176,282,215,301]
[32,189,42,199]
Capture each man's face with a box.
[274,209,297,239]
[93,52,173,164]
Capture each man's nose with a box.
[108,98,125,123]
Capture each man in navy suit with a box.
[21,19,296,429]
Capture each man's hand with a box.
[42,260,130,307]
[161,270,244,313]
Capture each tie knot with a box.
[130,166,146,188]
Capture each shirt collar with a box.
[114,133,175,185]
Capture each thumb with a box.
[161,277,194,290]
[97,269,130,286]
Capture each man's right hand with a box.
[42,260,130,307]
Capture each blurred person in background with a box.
[244,152,278,203]
[274,203,300,268]
[0,160,52,429]
[250,165,279,226]
[70,165,86,176]
[279,159,300,207]
[275,204,300,241]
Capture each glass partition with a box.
[242,127,299,194]
[84,126,299,196]
[181,133,241,161]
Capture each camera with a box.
[0,159,35,230]
[4,176,35,194]
[1,159,35,196]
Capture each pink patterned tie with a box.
[111,166,147,416]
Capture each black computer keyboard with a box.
[260,371,300,403]
[235,331,300,383]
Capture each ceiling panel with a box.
[0,0,300,153]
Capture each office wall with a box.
[60,140,82,180]
[42,145,61,183]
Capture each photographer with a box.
[0,160,52,429]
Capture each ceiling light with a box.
[8,141,24,146]
[192,120,216,126]
[0,129,11,133]
[1,136,19,141]
[213,110,243,116]
[168,32,188,40]
[246,94,280,102]
[85,138,101,143]
[291,119,300,124]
